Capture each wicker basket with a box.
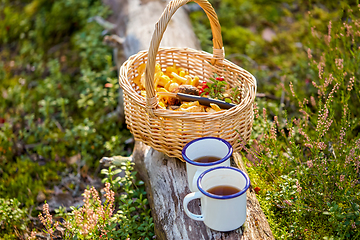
[119,0,257,160]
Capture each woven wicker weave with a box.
[119,0,257,160]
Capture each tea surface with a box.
[206,185,241,196]
[193,156,221,163]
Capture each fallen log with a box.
[103,0,274,238]
[102,0,200,61]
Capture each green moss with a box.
[0,156,65,208]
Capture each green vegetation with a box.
[190,0,360,239]
[31,162,154,240]
[0,198,29,239]
[1,0,152,238]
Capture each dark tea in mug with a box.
[193,156,221,163]
[206,185,241,196]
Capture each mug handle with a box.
[183,191,204,221]
[192,169,203,191]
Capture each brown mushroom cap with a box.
[177,85,199,96]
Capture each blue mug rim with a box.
[181,137,233,167]
[197,166,250,199]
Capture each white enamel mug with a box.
[182,137,233,192]
[183,166,250,232]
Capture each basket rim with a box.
[119,47,257,120]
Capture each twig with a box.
[103,34,125,48]
[88,16,116,31]
[279,75,286,115]
[52,118,64,132]
[100,155,132,166]
[256,93,279,100]
[35,233,50,239]
[25,142,43,149]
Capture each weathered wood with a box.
[103,0,201,57]
[133,141,274,240]
[103,0,274,238]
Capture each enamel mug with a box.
[182,137,233,192]
[183,166,250,232]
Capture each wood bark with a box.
[103,0,274,239]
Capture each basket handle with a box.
[144,0,224,114]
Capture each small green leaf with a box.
[114,176,122,183]
[113,169,122,175]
